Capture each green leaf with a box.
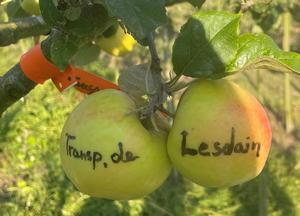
[276,51,300,71]
[229,34,300,74]
[71,43,101,66]
[40,2,110,37]
[102,0,167,45]
[229,33,279,71]
[172,11,300,79]
[6,0,30,20]
[65,4,111,37]
[186,0,206,7]
[64,7,82,21]
[40,0,66,27]
[172,11,240,78]
[47,32,82,70]
[165,0,206,7]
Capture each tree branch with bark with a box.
[0,16,50,47]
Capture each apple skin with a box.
[20,0,41,15]
[167,79,272,188]
[60,89,171,200]
[98,26,136,57]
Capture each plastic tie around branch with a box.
[20,44,61,84]
[19,44,119,94]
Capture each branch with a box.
[0,64,36,116]
[0,31,56,117]
[0,16,50,47]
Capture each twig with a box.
[140,32,169,119]
[148,32,162,74]
[148,32,164,103]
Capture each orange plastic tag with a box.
[20,44,119,94]
[52,66,120,94]
[20,44,61,84]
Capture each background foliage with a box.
[1,1,300,215]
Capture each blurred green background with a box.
[1,1,300,215]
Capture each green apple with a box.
[60,89,171,200]
[20,0,41,15]
[167,79,272,187]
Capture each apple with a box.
[60,89,171,200]
[167,79,272,187]
[98,26,136,57]
[20,0,41,15]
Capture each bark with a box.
[0,16,50,47]
[0,64,36,116]
[0,34,57,117]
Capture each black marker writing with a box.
[65,133,102,170]
[111,142,140,163]
[180,127,261,157]
[74,77,100,94]
[181,131,198,156]
[65,133,140,170]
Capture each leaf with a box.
[165,0,206,7]
[276,51,300,71]
[229,33,279,71]
[40,2,110,37]
[48,32,82,70]
[118,64,152,98]
[172,11,300,79]
[229,33,300,74]
[186,0,206,7]
[40,0,66,27]
[102,0,167,45]
[6,0,29,20]
[172,11,240,78]
[64,7,82,21]
[65,4,111,37]
[71,43,101,66]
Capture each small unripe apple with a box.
[98,26,136,57]
[167,79,272,187]
[20,0,41,15]
[60,89,171,200]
